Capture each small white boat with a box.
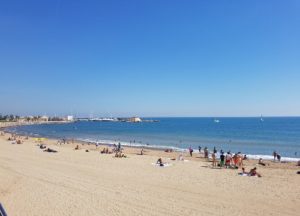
[260,115,264,122]
[214,119,220,123]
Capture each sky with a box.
[0,0,299,117]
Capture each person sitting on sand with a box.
[157,158,164,166]
[16,139,22,144]
[101,148,106,154]
[297,160,300,166]
[115,151,120,157]
[140,148,144,155]
[164,149,173,153]
[249,167,262,177]
[178,154,184,161]
[39,144,46,149]
[75,145,79,150]
[258,158,266,166]
[115,151,127,158]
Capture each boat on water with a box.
[214,118,220,123]
[260,115,264,122]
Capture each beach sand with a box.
[0,132,299,216]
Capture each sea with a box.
[6,117,300,161]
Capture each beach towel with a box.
[151,163,172,167]
[238,173,258,177]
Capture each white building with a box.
[67,115,74,121]
[129,117,142,123]
[40,115,49,122]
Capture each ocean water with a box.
[6,117,300,161]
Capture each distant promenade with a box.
[0,121,71,129]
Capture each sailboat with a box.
[214,118,220,123]
[260,115,264,122]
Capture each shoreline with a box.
[3,122,300,162]
[1,125,299,166]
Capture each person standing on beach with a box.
[220,153,225,167]
[204,147,208,158]
[225,152,232,168]
[189,147,193,157]
[273,151,277,161]
[212,152,217,167]
[277,154,281,162]
[198,146,201,153]
[213,146,217,154]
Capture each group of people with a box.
[240,167,262,177]
[100,148,112,154]
[38,144,58,153]
[7,134,25,144]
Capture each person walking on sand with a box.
[189,147,193,157]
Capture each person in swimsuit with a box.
[249,167,262,177]
[157,158,164,166]
[212,152,217,167]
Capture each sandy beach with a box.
[0,131,299,216]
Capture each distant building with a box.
[67,115,74,121]
[39,115,49,122]
[128,117,142,123]
[18,117,27,122]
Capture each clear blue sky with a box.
[0,0,299,117]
